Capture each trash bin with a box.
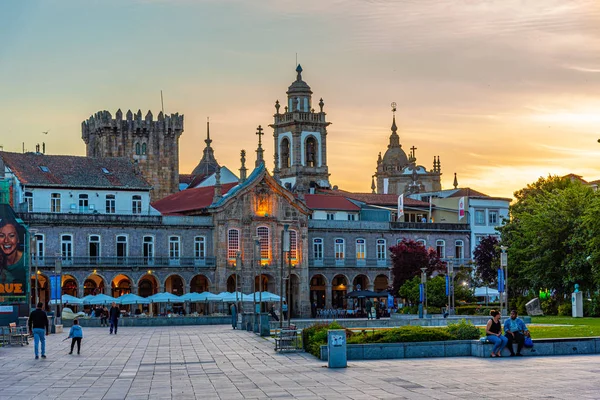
[259,313,270,337]
[327,329,347,368]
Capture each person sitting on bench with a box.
[504,309,529,356]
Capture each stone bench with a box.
[319,337,600,361]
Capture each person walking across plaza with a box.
[28,302,49,359]
[68,319,84,355]
[282,301,288,321]
[365,298,373,319]
[109,302,120,335]
[100,306,108,327]
[230,303,238,329]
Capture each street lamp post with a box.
[280,225,289,330]
[55,258,62,324]
[500,246,508,316]
[420,267,427,317]
[29,231,38,307]
[446,256,454,316]
[252,235,260,330]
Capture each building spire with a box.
[205,117,212,147]
[255,125,265,168]
[388,102,400,148]
[239,150,247,183]
[191,117,219,177]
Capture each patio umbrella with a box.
[253,291,285,302]
[86,293,117,305]
[345,290,381,298]
[148,292,182,303]
[219,292,253,302]
[117,293,151,305]
[49,294,83,306]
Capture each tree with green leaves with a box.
[390,239,445,295]
[399,275,474,308]
[473,235,500,287]
[499,175,596,298]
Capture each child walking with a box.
[68,319,84,355]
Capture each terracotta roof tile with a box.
[152,182,237,215]
[0,151,151,190]
[304,194,361,211]
[317,190,429,207]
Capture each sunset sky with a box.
[1,0,599,198]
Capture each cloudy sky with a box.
[1,0,599,198]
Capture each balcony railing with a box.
[18,212,162,226]
[31,256,216,268]
[390,222,470,231]
[309,257,391,268]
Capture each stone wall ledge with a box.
[319,337,600,361]
[63,316,230,327]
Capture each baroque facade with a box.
[1,65,476,318]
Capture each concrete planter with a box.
[319,337,600,361]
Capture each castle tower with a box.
[269,65,331,192]
[82,109,184,201]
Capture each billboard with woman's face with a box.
[0,204,27,304]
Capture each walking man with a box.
[109,302,120,335]
[230,303,238,329]
[365,298,373,320]
[282,301,288,321]
[28,302,49,359]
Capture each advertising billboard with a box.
[0,204,28,304]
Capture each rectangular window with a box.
[61,234,73,263]
[257,226,270,260]
[227,229,239,260]
[436,240,446,258]
[356,239,366,260]
[334,239,345,260]
[50,193,61,213]
[143,236,154,265]
[78,194,89,213]
[347,214,356,221]
[89,235,100,264]
[34,234,45,265]
[455,240,464,260]
[313,238,323,260]
[132,195,142,214]
[194,236,206,259]
[474,210,485,225]
[489,210,498,225]
[116,235,128,264]
[289,230,298,260]
[24,191,33,212]
[169,236,180,261]
[376,239,386,260]
[326,213,335,220]
[105,195,116,214]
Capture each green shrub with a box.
[541,298,558,315]
[301,321,350,357]
[513,295,534,316]
[379,326,452,343]
[446,319,481,340]
[557,302,571,316]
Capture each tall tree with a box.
[473,235,500,287]
[390,239,445,295]
[499,176,596,297]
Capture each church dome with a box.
[287,64,312,95]
[382,146,409,168]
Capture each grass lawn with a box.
[512,316,600,339]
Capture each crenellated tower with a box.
[269,65,331,193]
[82,109,184,201]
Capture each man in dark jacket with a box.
[109,302,121,334]
[28,302,49,359]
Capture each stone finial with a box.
[437,156,441,173]
[275,100,280,114]
[255,125,265,168]
[296,64,303,81]
[213,167,222,203]
[371,176,376,194]
[319,98,324,112]
[239,150,248,183]
[453,172,458,189]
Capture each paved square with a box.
[1,325,599,399]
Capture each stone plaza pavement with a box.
[1,326,600,400]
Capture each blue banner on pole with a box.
[419,283,424,303]
[445,275,450,296]
[50,275,61,301]
[387,294,394,309]
[498,269,504,293]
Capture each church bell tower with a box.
[270,65,331,193]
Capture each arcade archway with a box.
[309,274,327,309]
[331,274,348,309]
[111,274,132,298]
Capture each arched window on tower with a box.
[141,143,147,155]
[305,137,317,167]
[135,143,141,155]
[280,138,290,168]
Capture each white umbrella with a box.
[253,291,285,302]
[86,294,116,305]
[49,294,83,305]
[117,293,151,305]
[148,292,182,303]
